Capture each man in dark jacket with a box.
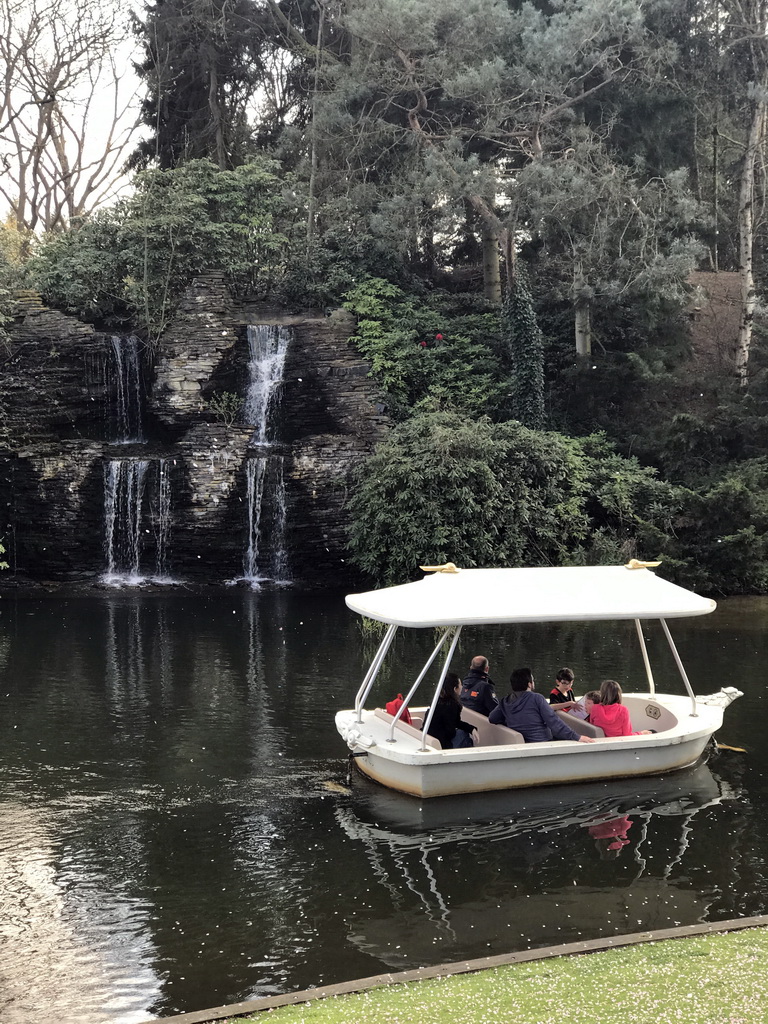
[490,667,596,744]
[459,655,498,716]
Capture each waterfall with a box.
[237,324,292,587]
[110,334,145,443]
[241,456,290,585]
[271,457,288,582]
[243,458,267,582]
[104,460,148,582]
[153,459,172,581]
[102,459,175,585]
[244,325,290,443]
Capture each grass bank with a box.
[227,927,768,1024]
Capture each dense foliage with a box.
[13,0,768,594]
[343,279,504,420]
[30,158,292,337]
[349,414,768,594]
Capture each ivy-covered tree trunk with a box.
[502,268,544,430]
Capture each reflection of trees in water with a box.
[0,591,356,1019]
[0,592,763,1019]
[335,765,746,968]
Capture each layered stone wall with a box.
[2,291,110,447]
[151,273,240,424]
[0,276,388,586]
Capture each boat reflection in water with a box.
[335,763,739,969]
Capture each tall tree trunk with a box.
[208,63,227,169]
[482,224,501,303]
[736,97,766,385]
[574,262,592,357]
[306,0,326,251]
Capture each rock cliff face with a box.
[0,275,388,586]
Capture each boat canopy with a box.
[345,566,716,627]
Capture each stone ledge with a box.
[138,914,768,1024]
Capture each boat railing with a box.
[634,619,656,694]
[419,626,463,751]
[386,627,455,743]
[354,623,398,721]
[660,618,698,717]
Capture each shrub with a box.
[30,157,292,337]
[347,412,768,592]
[343,278,504,420]
[348,412,590,585]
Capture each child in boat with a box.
[588,679,652,737]
[548,667,578,710]
[569,689,600,721]
[426,673,476,749]
[490,668,596,744]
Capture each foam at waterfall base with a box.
[100,571,183,588]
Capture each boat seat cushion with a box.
[554,709,605,738]
[374,708,442,750]
[460,706,526,746]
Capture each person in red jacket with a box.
[588,679,653,737]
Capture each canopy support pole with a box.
[660,618,698,717]
[355,624,398,722]
[387,628,453,742]
[420,626,463,751]
[634,618,656,695]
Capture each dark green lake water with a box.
[0,588,766,1022]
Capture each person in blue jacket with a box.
[490,667,596,744]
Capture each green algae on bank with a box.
[233,928,768,1024]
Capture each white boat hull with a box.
[336,694,729,798]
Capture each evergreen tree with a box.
[501,266,545,430]
[131,0,271,169]
[510,138,704,357]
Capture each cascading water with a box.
[243,458,267,581]
[240,325,292,586]
[102,459,175,585]
[241,456,290,585]
[103,460,148,583]
[153,459,173,581]
[244,325,290,445]
[110,334,145,443]
[270,457,288,581]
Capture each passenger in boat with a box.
[587,679,653,737]
[572,689,601,721]
[427,673,477,749]
[489,668,596,743]
[459,655,498,716]
[548,667,578,710]
[385,692,412,725]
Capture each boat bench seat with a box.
[374,708,442,750]
[554,709,605,739]
[460,706,525,746]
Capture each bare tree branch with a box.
[0,0,143,234]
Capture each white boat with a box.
[335,564,743,798]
